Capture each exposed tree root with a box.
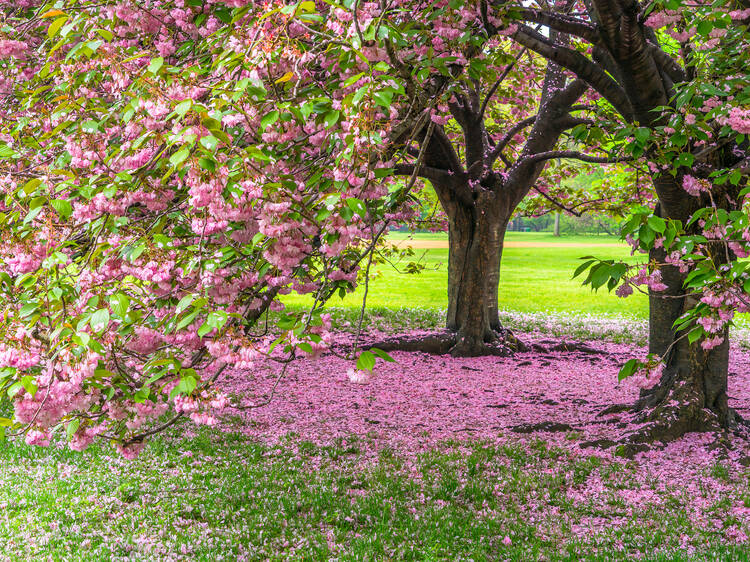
[364,331,457,355]
[590,379,750,458]
[364,328,527,357]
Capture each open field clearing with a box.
[284,233,648,317]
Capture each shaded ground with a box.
[214,332,750,554]
[221,333,750,454]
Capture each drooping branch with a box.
[531,186,586,217]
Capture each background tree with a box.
[364,13,638,356]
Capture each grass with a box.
[2,427,750,561]
[284,232,650,317]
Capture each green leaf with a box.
[687,327,704,344]
[356,351,376,371]
[207,310,228,329]
[81,120,99,133]
[573,259,595,279]
[48,16,68,39]
[169,148,190,167]
[134,387,150,403]
[19,302,38,318]
[50,199,72,219]
[109,293,130,317]
[618,359,639,381]
[634,127,650,144]
[260,110,279,130]
[324,110,340,128]
[170,375,198,398]
[176,309,200,331]
[95,28,113,41]
[147,57,164,74]
[589,263,612,290]
[345,198,366,218]
[7,382,23,398]
[370,347,395,363]
[199,135,219,151]
[66,418,80,439]
[198,156,216,171]
[175,294,195,314]
[342,72,364,87]
[21,375,37,397]
[90,308,110,331]
[174,99,192,118]
[673,152,694,168]
[647,215,666,234]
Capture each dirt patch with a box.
[388,239,624,249]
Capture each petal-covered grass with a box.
[3,312,750,560]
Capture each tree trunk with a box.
[626,185,740,450]
[629,291,733,449]
[553,212,560,236]
[446,196,509,356]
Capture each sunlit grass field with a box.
[284,231,649,317]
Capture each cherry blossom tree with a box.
[491,0,750,448]
[374,51,627,356]
[357,3,645,357]
[0,0,458,454]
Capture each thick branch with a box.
[522,149,631,166]
[511,24,635,121]
[648,43,687,83]
[512,6,601,44]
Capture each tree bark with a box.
[445,193,510,356]
[627,180,742,448]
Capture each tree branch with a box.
[510,24,635,121]
[511,6,602,44]
[488,115,537,164]
[647,43,687,83]
[478,46,528,120]
[522,149,631,166]
[393,163,460,185]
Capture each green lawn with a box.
[2,428,748,561]
[285,232,649,317]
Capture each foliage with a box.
[0,0,464,454]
